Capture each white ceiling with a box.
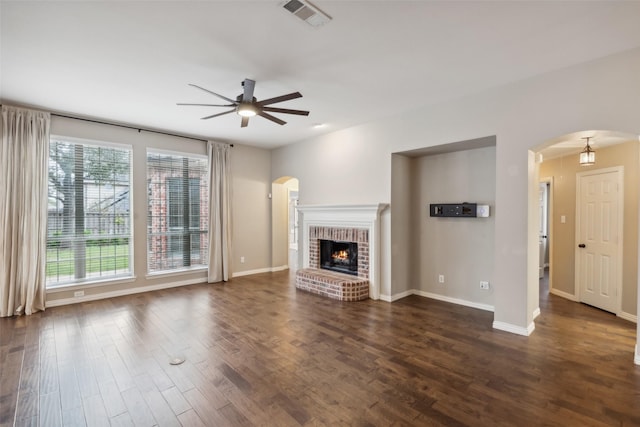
[2,1,640,149]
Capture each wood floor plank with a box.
[175,409,206,427]
[97,380,126,418]
[108,412,135,427]
[160,387,192,417]
[39,355,59,397]
[138,387,182,427]
[101,345,136,393]
[61,406,86,427]
[81,394,109,427]
[120,386,157,427]
[182,387,230,426]
[56,363,81,412]
[1,271,639,426]
[39,392,63,427]
[14,391,38,423]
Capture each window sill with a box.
[46,275,137,294]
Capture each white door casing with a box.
[575,167,623,314]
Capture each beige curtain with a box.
[0,105,50,317]
[207,141,232,282]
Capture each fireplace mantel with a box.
[297,204,388,300]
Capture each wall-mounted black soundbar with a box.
[430,203,477,217]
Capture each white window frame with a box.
[46,135,134,289]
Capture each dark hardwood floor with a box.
[1,271,638,426]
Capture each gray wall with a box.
[390,153,414,296]
[229,144,273,274]
[413,146,496,307]
[272,47,640,340]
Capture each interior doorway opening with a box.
[272,176,299,272]
[538,179,550,281]
[530,130,639,363]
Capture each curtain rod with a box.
[51,113,233,147]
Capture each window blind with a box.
[47,138,132,287]
[146,150,209,273]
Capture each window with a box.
[147,150,209,273]
[47,138,132,287]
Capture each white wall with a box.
[46,116,272,304]
[272,47,640,341]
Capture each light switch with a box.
[561,215,566,224]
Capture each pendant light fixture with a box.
[579,136,595,166]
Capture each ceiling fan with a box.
[178,78,310,127]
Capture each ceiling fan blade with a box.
[240,116,250,128]
[201,109,236,120]
[262,106,309,116]
[177,103,235,107]
[258,92,302,106]
[258,111,286,126]
[242,79,255,102]
[188,83,237,104]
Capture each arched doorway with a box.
[530,129,639,364]
[272,176,299,272]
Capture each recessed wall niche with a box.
[390,136,496,307]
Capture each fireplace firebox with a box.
[320,239,358,275]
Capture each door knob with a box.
[578,244,586,248]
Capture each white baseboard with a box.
[381,289,413,302]
[549,288,578,301]
[533,307,541,319]
[635,345,640,366]
[232,266,289,278]
[618,311,637,323]
[379,289,494,312]
[46,277,205,308]
[413,290,494,312]
[493,320,535,336]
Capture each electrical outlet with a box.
[240,256,245,264]
[74,290,84,298]
[480,281,490,290]
[438,275,445,284]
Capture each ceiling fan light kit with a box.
[237,104,257,117]
[178,78,309,128]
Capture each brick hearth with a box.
[295,268,369,301]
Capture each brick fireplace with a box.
[295,204,387,300]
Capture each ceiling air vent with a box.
[281,0,331,28]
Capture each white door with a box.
[538,182,548,279]
[575,168,622,314]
